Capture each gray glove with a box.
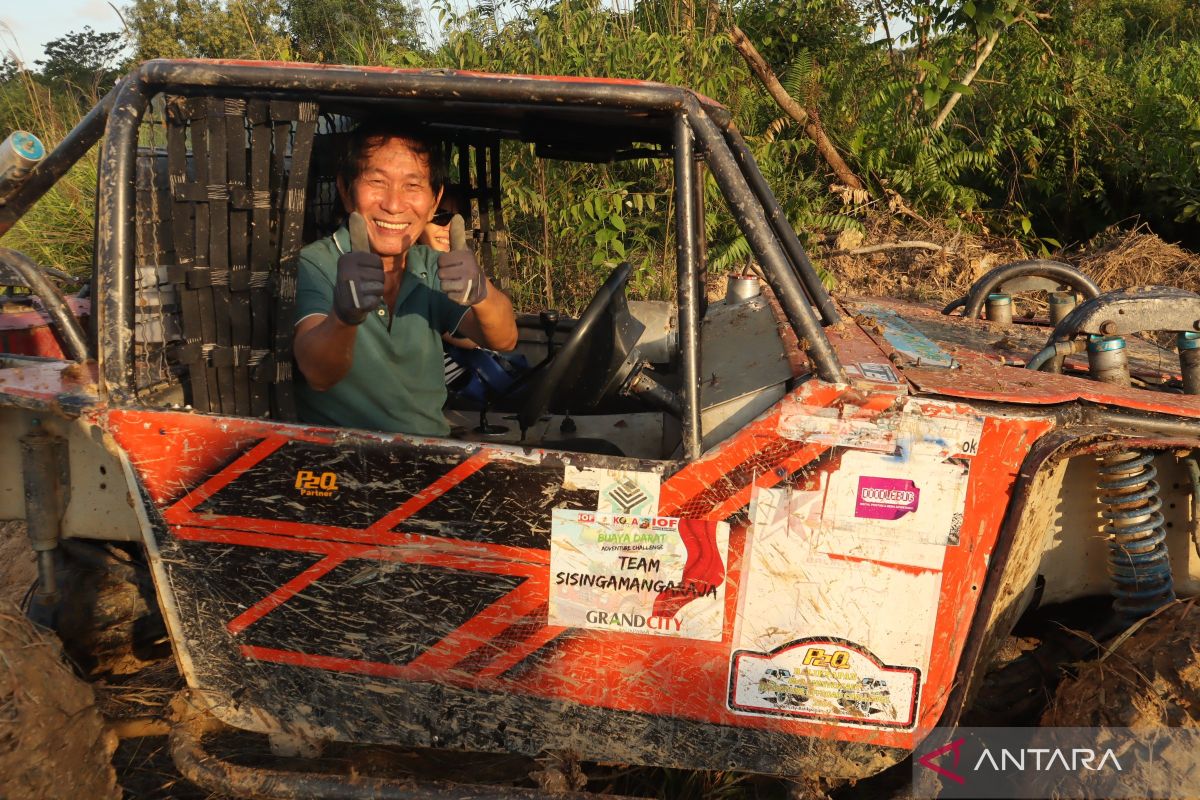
[333,212,384,325]
[437,215,488,305]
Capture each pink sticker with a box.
[855,476,920,520]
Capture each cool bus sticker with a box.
[549,509,730,640]
[729,638,920,727]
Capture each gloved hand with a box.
[437,214,488,306]
[333,212,385,325]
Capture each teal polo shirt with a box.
[294,227,469,436]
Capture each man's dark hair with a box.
[338,118,447,194]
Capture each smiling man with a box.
[293,121,517,435]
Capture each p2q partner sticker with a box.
[728,638,921,728]
[855,476,920,520]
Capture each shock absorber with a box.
[1088,335,1175,623]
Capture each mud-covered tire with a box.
[0,606,121,800]
[52,540,169,677]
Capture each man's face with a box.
[340,136,442,262]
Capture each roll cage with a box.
[1,59,844,461]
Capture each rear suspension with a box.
[1088,336,1175,623]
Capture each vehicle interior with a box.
[126,76,800,462]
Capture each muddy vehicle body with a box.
[1,61,1199,796]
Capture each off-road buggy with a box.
[1,60,1198,797]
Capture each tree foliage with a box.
[35,27,125,95]
[5,0,1200,296]
[123,0,425,63]
[124,0,293,60]
[286,0,424,64]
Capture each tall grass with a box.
[0,74,100,276]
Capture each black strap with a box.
[205,97,236,415]
[225,97,252,416]
[488,141,511,283]
[166,96,210,411]
[270,100,318,421]
[133,134,179,391]
[473,141,495,277]
[157,96,317,420]
[247,100,273,418]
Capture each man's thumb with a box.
[349,211,370,253]
[449,214,468,251]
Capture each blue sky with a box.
[1,0,128,65]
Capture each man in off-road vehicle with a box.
[293,122,517,435]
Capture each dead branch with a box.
[729,25,864,190]
[826,241,946,256]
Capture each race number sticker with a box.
[550,509,729,640]
[729,638,920,729]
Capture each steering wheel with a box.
[517,262,643,435]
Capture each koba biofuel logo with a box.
[294,470,339,497]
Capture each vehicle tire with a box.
[0,606,121,800]
[52,540,170,678]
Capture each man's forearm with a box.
[294,314,359,391]
[469,281,519,350]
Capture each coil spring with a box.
[1097,450,1175,622]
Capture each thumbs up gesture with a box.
[332,212,385,325]
[436,214,488,306]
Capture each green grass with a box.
[0,74,100,276]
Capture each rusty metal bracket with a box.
[1051,285,1200,340]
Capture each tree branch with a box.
[729,25,864,190]
[872,0,896,67]
[931,27,1002,132]
[729,25,808,125]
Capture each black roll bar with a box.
[94,60,845,398]
[95,76,149,397]
[684,97,845,384]
[0,248,89,362]
[674,115,703,459]
[724,126,841,327]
